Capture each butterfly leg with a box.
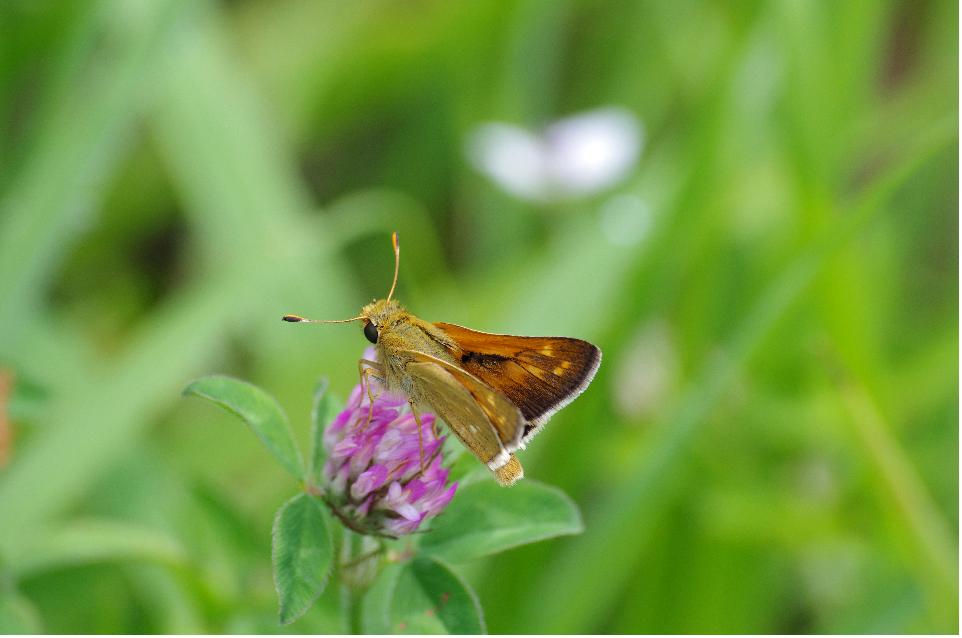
[358,359,384,399]
[356,358,384,432]
[408,401,427,474]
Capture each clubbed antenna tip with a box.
[281,313,365,324]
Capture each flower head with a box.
[321,349,457,537]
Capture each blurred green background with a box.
[0,0,957,633]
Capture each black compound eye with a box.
[363,321,379,344]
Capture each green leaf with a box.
[442,447,487,486]
[419,479,583,563]
[184,375,304,480]
[363,556,485,634]
[307,377,340,487]
[272,493,333,625]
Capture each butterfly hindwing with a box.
[401,349,525,466]
[433,322,601,442]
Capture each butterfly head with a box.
[359,298,406,344]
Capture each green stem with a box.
[338,529,381,634]
[340,581,363,635]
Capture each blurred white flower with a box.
[466,106,643,203]
[466,124,547,201]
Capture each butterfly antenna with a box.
[283,232,398,323]
[386,231,400,301]
[282,314,365,324]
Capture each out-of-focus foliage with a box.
[0,0,957,633]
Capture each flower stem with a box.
[339,529,380,634]
[340,582,363,635]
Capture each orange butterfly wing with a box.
[433,322,601,442]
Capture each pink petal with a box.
[351,464,389,500]
[394,502,421,521]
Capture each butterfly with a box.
[284,233,601,485]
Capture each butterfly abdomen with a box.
[494,454,524,486]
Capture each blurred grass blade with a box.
[127,564,206,634]
[419,480,583,563]
[0,0,355,557]
[835,363,958,630]
[184,375,305,481]
[362,556,485,634]
[10,519,186,578]
[0,0,187,351]
[0,270,270,553]
[272,493,333,625]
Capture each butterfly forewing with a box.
[434,322,601,441]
